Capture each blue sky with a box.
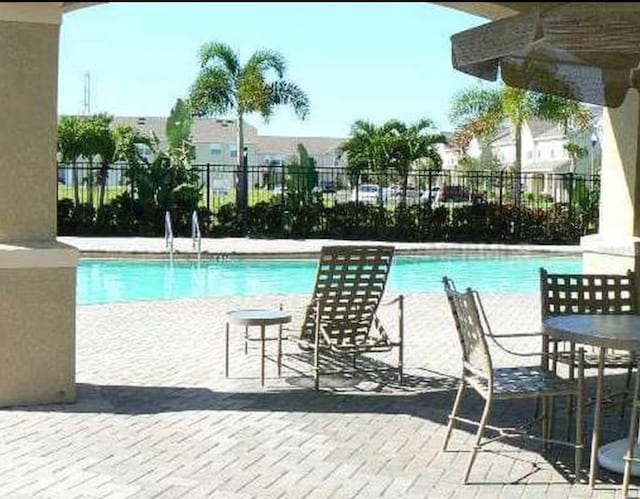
[58,2,487,137]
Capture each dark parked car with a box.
[318,181,337,194]
[437,185,485,204]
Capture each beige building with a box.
[111,116,345,168]
[437,107,603,201]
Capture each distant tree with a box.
[189,41,309,212]
[57,115,85,204]
[340,120,397,205]
[94,115,117,209]
[80,113,113,207]
[166,98,195,161]
[285,144,318,200]
[384,119,445,206]
[450,85,592,202]
[563,141,587,174]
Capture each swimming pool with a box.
[77,254,581,304]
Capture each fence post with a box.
[499,171,504,207]
[428,169,433,203]
[567,172,574,218]
[280,164,285,207]
[206,163,211,211]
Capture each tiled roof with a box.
[111,116,259,143]
[256,135,345,156]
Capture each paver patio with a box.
[0,291,635,498]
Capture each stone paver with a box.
[0,291,634,498]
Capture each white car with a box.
[420,186,441,204]
[351,184,381,204]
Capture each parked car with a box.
[351,184,384,204]
[420,186,441,203]
[318,181,337,194]
[437,185,485,204]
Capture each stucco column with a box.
[581,89,640,277]
[0,3,78,406]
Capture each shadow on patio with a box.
[5,353,637,490]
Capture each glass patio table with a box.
[543,314,640,487]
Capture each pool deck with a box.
[58,236,582,259]
[0,289,632,498]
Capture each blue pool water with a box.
[77,254,581,305]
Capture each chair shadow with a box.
[4,354,637,490]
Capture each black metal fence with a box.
[57,162,600,214]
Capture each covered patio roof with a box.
[435,3,640,108]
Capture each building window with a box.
[210,142,222,156]
[550,149,555,159]
[229,143,238,158]
[526,151,533,160]
[537,149,541,159]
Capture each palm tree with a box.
[189,41,310,212]
[450,85,592,202]
[90,114,116,209]
[80,114,111,207]
[341,120,397,205]
[166,98,195,161]
[563,141,587,174]
[384,119,446,206]
[57,115,85,204]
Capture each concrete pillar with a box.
[0,3,78,406]
[581,89,640,277]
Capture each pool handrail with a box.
[191,210,202,262]
[164,211,174,261]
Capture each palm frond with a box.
[450,87,503,125]
[189,66,235,116]
[529,92,592,132]
[199,41,240,76]
[246,49,286,79]
[268,80,310,120]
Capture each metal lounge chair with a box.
[442,276,584,484]
[298,245,403,390]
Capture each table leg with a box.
[260,324,266,387]
[244,326,248,355]
[623,359,640,495]
[225,322,230,378]
[277,323,282,377]
[589,347,606,488]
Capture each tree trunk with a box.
[72,160,80,205]
[98,161,108,209]
[236,113,246,213]
[514,124,522,204]
[400,164,409,207]
[87,158,94,206]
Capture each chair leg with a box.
[566,344,576,441]
[443,380,466,451]
[464,397,492,484]
[314,301,321,391]
[623,362,640,497]
[541,396,549,453]
[575,348,585,484]
[398,295,404,385]
[313,347,320,391]
[622,364,634,420]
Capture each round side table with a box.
[225,309,292,386]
